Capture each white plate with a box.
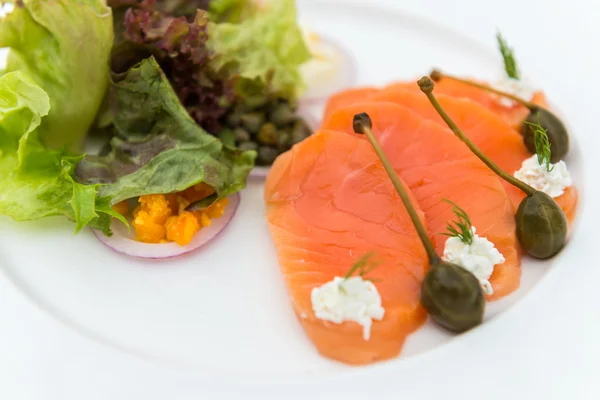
[1,0,599,398]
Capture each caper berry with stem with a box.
[353,112,485,333]
[418,76,568,259]
[515,191,567,258]
[421,260,485,332]
[430,69,569,162]
[522,107,569,163]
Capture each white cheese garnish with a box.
[443,227,505,295]
[492,77,536,107]
[311,276,385,341]
[514,155,572,198]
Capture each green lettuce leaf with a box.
[0,72,122,235]
[0,1,124,235]
[208,0,311,99]
[0,0,114,151]
[75,57,256,206]
[208,0,255,23]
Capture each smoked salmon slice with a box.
[320,87,578,225]
[321,87,378,125]
[322,102,521,300]
[384,79,548,129]
[264,130,429,365]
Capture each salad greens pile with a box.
[0,0,311,235]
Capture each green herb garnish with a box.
[343,252,380,280]
[441,199,474,245]
[525,113,554,172]
[497,32,520,80]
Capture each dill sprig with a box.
[343,252,380,280]
[441,199,474,245]
[525,113,553,172]
[497,32,520,80]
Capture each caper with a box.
[276,129,291,151]
[522,107,569,163]
[257,146,279,166]
[233,127,251,143]
[291,119,311,144]
[353,112,485,333]
[238,141,259,152]
[257,123,278,145]
[240,112,265,134]
[430,69,570,162]
[418,76,568,259]
[515,191,567,258]
[269,103,297,127]
[421,261,485,332]
[244,95,268,110]
[226,112,242,127]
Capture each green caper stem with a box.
[418,77,537,197]
[358,123,440,264]
[430,69,536,110]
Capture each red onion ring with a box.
[92,193,240,259]
[298,34,357,104]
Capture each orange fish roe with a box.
[202,197,230,219]
[128,185,229,246]
[165,212,200,246]
[132,194,173,243]
[180,182,215,203]
[112,201,129,216]
[165,194,179,213]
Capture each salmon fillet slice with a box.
[264,130,429,365]
[385,79,548,129]
[320,86,578,225]
[322,102,521,300]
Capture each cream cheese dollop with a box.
[514,155,572,198]
[443,227,506,295]
[492,77,536,107]
[311,276,385,341]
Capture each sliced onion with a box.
[92,193,240,259]
[299,33,357,104]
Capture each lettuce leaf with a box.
[208,0,310,99]
[76,57,256,205]
[117,5,235,134]
[0,72,122,234]
[0,1,124,235]
[208,0,255,23]
[0,0,114,151]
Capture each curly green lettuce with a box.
[208,0,311,99]
[0,0,114,151]
[0,0,123,234]
[1,0,255,237]
[0,71,124,234]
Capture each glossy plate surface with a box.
[0,0,598,398]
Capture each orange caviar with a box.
[112,201,129,216]
[129,183,228,246]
